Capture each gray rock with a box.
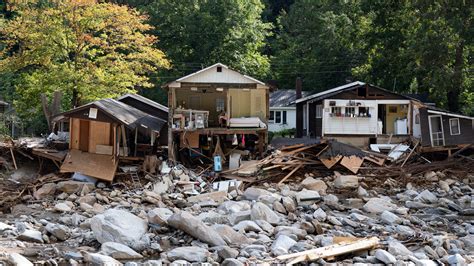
[229,210,251,225]
[271,234,297,256]
[100,242,143,259]
[57,181,94,194]
[282,196,296,213]
[358,186,369,197]
[83,252,123,265]
[375,249,397,264]
[313,208,327,222]
[273,201,287,214]
[233,220,262,233]
[217,246,239,259]
[54,202,72,212]
[90,209,148,250]
[301,177,327,194]
[242,187,273,200]
[363,197,397,213]
[34,183,56,200]
[45,223,70,241]
[274,226,307,239]
[7,253,33,266]
[212,224,251,245]
[388,240,413,257]
[439,180,450,192]
[255,219,274,233]
[295,189,320,206]
[447,254,466,266]
[148,208,173,225]
[250,202,280,225]
[222,258,244,266]
[217,201,250,214]
[380,211,402,225]
[167,246,209,262]
[168,211,227,246]
[17,229,44,243]
[334,175,359,188]
[415,190,437,204]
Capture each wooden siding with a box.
[419,108,431,146]
[296,103,303,137]
[336,85,406,100]
[119,97,168,119]
[441,115,474,146]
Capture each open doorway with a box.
[428,115,444,146]
[378,104,386,134]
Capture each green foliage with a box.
[273,128,296,138]
[142,0,272,81]
[0,0,169,120]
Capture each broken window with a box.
[358,107,370,117]
[449,118,460,135]
[217,66,222,72]
[357,87,367,97]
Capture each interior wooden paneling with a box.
[88,121,111,153]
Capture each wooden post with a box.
[134,127,138,157]
[112,124,117,163]
[168,87,176,162]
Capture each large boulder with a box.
[90,209,148,250]
[33,183,57,200]
[375,249,396,264]
[167,211,227,247]
[56,181,94,194]
[250,202,281,225]
[6,253,33,266]
[100,242,143,259]
[17,229,44,243]
[271,234,297,256]
[301,177,328,194]
[212,224,252,245]
[334,175,359,188]
[242,187,274,201]
[363,197,397,213]
[147,208,173,225]
[166,246,209,262]
[83,252,123,266]
[45,223,70,241]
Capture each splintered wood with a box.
[277,237,379,264]
[254,140,382,184]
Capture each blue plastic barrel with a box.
[214,155,222,172]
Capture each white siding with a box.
[322,99,378,135]
[179,64,260,84]
[269,108,296,132]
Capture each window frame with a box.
[449,118,461,135]
[269,111,275,123]
[275,111,282,124]
[316,105,322,118]
[216,98,225,112]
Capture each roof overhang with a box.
[427,109,474,120]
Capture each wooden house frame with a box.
[163,63,270,161]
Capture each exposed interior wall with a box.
[385,104,408,134]
[175,87,226,126]
[88,121,112,153]
[70,118,80,150]
[228,88,266,121]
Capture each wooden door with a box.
[79,120,90,152]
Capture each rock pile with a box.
[0,168,472,265]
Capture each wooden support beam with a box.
[401,141,419,167]
[278,164,303,185]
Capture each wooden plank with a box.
[364,156,385,166]
[284,144,320,155]
[401,141,419,167]
[71,118,80,150]
[278,237,379,265]
[340,156,364,174]
[180,131,200,148]
[278,164,303,185]
[88,121,111,154]
[279,143,305,151]
[60,149,118,182]
[10,148,17,170]
[320,155,342,169]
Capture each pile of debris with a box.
[0,142,473,265]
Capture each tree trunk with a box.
[447,41,464,113]
[72,88,79,108]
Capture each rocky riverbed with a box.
[0,167,473,265]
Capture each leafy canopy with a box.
[0,0,169,119]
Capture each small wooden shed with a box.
[59,98,167,181]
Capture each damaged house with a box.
[57,97,167,182]
[295,81,474,150]
[164,63,270,162]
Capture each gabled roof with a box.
[165,63,267,88]
[295,81,365,104]
[117,93,168,113]
[60,98,167,131]
[270,90,311,108]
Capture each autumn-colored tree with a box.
[0,0,169,119]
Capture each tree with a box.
[272,0,367,90]
[0,0,169,120]
[142,0,271,80]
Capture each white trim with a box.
[175,62,266,85]
[427,109,473,120]
[295,81,365,104]
[316,104,323,118]
[428,115,445,147]
[270,106,296,111]
[449,118,461,135]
